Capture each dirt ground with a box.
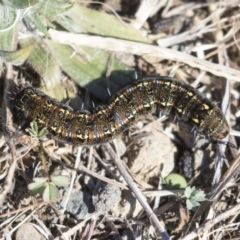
[0,0,240,239]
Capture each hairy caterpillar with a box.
[13,76,229,145]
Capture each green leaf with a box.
[56,14,86,34]
[28,176,68,201]
[65,4,150,43]
[38,126,49,139]
[185,186,206,210]
[28,178,47,195]
[0,44,34,65]
[46,40,134,101]
[190,199,200,207]
[26,125,37,137]
[41,82,69,103]
[3,0,39,9]
[193,190,206,202]
[45,40,110,87]
[38,0,73,22]
[26,121,48,140]
[31,121,38,133]
[51,176,69,187]
[26,128,37,137]
[184,186,192,198]
[43,183,59,201]
[26,40,61,89]
[186,199,193,210]
[0,4,19,51]
[25,12,50,38]
[0,3,18,29]
[165,173,188,190]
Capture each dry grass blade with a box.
[48,29,240,82]
[132,0,167,29]
[60,147,83,214]
[57,155,128,190]
[53,212,102,240]
[182,203,240,240]
[105,144,170,240]
[210,154,240,201]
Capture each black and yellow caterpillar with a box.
[14,76,229,145]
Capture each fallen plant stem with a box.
[49,29,240,82]
[105,143,169,240]
[182,203,240,240]
[39,141,50,178]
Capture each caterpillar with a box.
[13,76,229,145]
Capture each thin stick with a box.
[39,141,50,178]
[182,203,240,240]
[61,147,83,214]
[105,144,169,240]
[48,29,240,82]
[57,158,128,190]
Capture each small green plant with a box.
[28,176,69,201]
[26,121,48,140]
[26,121,69,201]
[185,186,206,211]
[165,173,188,190]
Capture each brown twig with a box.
[182,203,240,240]
[105,143,170,240]
[39,141,50,178]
